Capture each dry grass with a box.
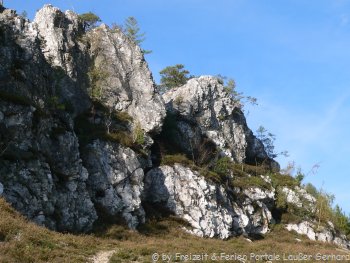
[107,218,349,263]
[0,198,116,263]
[0,198,348,263]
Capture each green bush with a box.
[198,168,225,184]
[105,131,133,147]
[132,121,145,145]
[213,157,233,177]
[88,66,109,100]
[333,205,350,237]
[174,95,184,106]
[114,111,133,123]
[270,173,298,189]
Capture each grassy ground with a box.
[0,198,349,263]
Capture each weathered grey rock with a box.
[144,164,235,239]
[82,140,145,229]
[0,7,49,103]
[281,186,316,212]
[33,4,91,114]
[286,221,350,249]
[162,76,275,166]
[87,24,166,133]
[143,164,274,239]
[34,5,82,75]
[0,101,97,232]
[286,221,316,240]
[317,228,334,243]
[0,4,166,233]
[334,236,350,249]
[1,5,350,250]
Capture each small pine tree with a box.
[256,125,288,159]
[159,64,190,92]
[124,16,151,54]
[295,168,305,184]
[79,12,101,30]
[216,75,257,107]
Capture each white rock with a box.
[282,187,302,207]
[144,164,274,239]
[162,76,270,164]
[286,221,316,241]
[82,140,145,229]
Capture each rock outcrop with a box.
[33,5,91,114]
[0,5,164,232]
[162,76,276,167]
[82,140,145,229]
[87,24,165,133]
[143,164,275,239]
[0,4,349,251]
[0,101,97,232]
[286,221,350,249]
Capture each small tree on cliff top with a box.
[79,12,101,30]
[159,64,191,92]
[123,16,151,54]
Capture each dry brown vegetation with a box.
[0,198,349,263]
[0,198,117,262]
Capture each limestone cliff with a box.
[0,4,348,250]
[0,4,165,232]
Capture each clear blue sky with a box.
[5,0,350,214]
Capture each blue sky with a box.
[5,0,350,214]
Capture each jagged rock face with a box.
[82,140,145,229]
[87,24,166,133]
[33,4,166,129]
[33,5,91,114]
[0,5,164,232]
[0,101,97,232]
[162,76,271,165]
[34,5,83,75]
[0,6,97,231]
[143,164,274,239]
[1,4,349,251]
[0,8,50,104]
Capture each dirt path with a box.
[90,250,116,263]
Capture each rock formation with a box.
[143,164,274,239]
[0,4,348,250]
[0,4,164,232]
